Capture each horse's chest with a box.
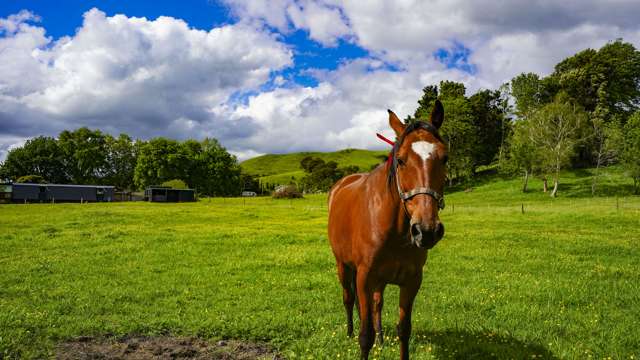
[375,258,425,285]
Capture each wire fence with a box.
[195,194,640,216]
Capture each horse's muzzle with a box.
[410,221,444,249]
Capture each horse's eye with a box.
[397,158,405,166]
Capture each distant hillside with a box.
[240,148,389,185]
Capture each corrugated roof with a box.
[9,183,115,188]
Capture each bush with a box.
[16,175,46,184]
[160,179,189,189]
[272,185,303,199]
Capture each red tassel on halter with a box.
[376,133,395,146]
[376,133,395,166]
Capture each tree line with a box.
[0,128,243,196]
[409,39,640,195]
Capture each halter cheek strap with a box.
[399,187,445,209]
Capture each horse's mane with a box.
[387,121,444,186]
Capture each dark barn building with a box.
[144,186,195,202]
[1,183,115,203]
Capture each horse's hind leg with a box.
[373,285,386,345]
[337,262,356,337]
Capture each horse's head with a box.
[388,100,447,249]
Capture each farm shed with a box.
[1,183,115,203]
[144,186,195,202]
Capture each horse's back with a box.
[328,173,369,264]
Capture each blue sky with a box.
[1,1,638,159]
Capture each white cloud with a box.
[224,0,351,46]
[286,1,351,46]
[0,8,292,161]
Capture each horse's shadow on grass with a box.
[411,329,558,359]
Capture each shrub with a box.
[272,185,303,199]
[16,175,46,184]
[161,179,189,189]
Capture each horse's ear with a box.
[430,100,444,129]
[388,109,405,137]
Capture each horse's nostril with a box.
[410,223,422,244]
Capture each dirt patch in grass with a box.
[56,335,283,359]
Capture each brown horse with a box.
[328,100,448,360]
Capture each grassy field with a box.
[240,148,388,184]
[1,167,639,359]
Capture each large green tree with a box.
[468,89,510,168]
[134,137,187,189]
[436,83,476,182]
[134,137,241,196]
[510,73,553,117]
[551,40,640,117]
[58,127,109,184]
[193,138,242,196]
[0,136,69,183]
[104,134,138,190]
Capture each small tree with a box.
[621,112,640,193]
[161,179,188,189]
[528,94,587,197]
[591,112,624,195]
[503,120,538,192]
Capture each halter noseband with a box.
[389,121,446,211]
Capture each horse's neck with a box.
[366,162,409,236]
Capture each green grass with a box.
[1,167,639,359]
[240,148,388,183]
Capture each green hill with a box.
[240,148,389,184]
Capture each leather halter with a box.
[390,122,446,212]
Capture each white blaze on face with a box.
[411,141,436,162]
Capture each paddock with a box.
[1,169,638,359]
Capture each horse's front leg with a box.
[397,276,422,360]
[356,269,374,360]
